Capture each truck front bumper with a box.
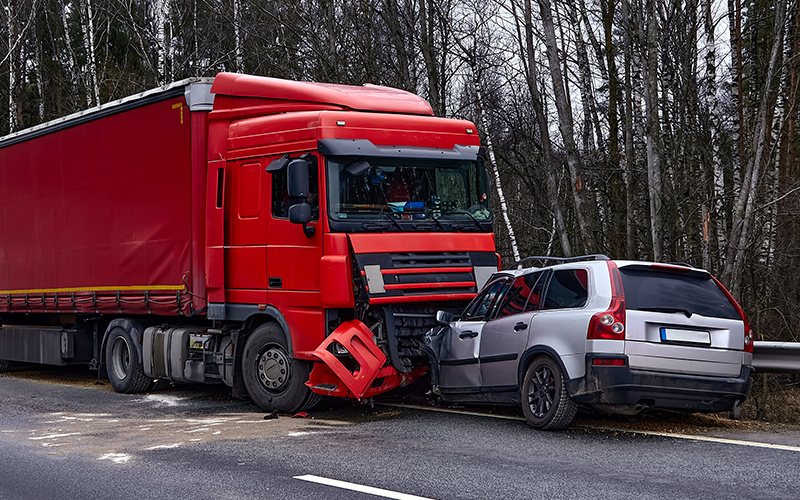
[567,355,754,413]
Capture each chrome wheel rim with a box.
[110,336,131,381]
[257,344,291,392]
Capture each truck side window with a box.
[543,269,588,309]
[271,155,319,220]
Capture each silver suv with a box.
[426,255,754,430]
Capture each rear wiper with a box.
[442,209,483,230]
[639,307,694,318]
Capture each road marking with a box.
[607,428,800,453]
[379,403,800,452]
[294,474,435,500]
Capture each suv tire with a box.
[521,356,578,430]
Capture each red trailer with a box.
[0,73,497,412]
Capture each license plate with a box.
[660,328,711,345]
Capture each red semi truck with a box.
[0,73,497,412]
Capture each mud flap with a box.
[305,320,425,399]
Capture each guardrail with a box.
[752,341,800,374]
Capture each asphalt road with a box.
[1,367,799,500]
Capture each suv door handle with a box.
[459,330,478,339]
[514,322,528,331]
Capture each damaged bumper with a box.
[304,319,426,399]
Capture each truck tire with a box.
[105,326,151,394]
[521,356,578,430]
[242,323,314,413]
[0,359,11,373]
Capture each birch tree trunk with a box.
[79,0,99,105]
[420,0,443,116]
[233,0,242,72]
[724,0,787,294]
[156,0,170,82]
[7,0,16,132]
[35,36,43,122]
[622,0,636,258]
[475,80,521,263]
[537,0,591,254]
[644,0,664,262]
[520,0,572,257]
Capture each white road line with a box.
[294,474,435,500]
[608,428,800,453]
[379,403,800,452]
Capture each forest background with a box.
[2,0,799,355]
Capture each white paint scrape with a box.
[142,395,184,406]
[29,433,80,440]
[98,453,131,464]
[146,442,184,450]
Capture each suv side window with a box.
[494,276,529,319]
[543,269,588,309]
[494,270,547,319]
[523,270,548,312]
[463,279,508,321]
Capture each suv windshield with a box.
[619,268,740,320]
[326,157,491,232]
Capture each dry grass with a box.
[741,373,800,424]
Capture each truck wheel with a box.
[105,326,151,394]
[242,323,314,413]
[521,356,578,430]
[0,359,11,373]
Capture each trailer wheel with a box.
[242,323,314,413]
[0,359,11,373]
[105,326,151,394]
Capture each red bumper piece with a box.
[305,319,426,399]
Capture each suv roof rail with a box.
[511,254,611,269]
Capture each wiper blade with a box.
[442,209,483,230]
[639,307,694,318]
[378,207,404,231]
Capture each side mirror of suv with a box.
[435,310,453,326]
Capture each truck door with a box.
[265,153,323,296]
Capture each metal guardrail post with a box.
[752,341,800,374]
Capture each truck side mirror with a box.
[288,203,315,238]
[288,203,311,224]
[287,159,309,197]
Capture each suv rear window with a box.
[619,268,740,320]
[543,269,588,309]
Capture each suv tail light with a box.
[588,261,626,340]
[711,276,754,353]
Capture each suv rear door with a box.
[619,264,745,377]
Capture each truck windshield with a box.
[326,157,491,232]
